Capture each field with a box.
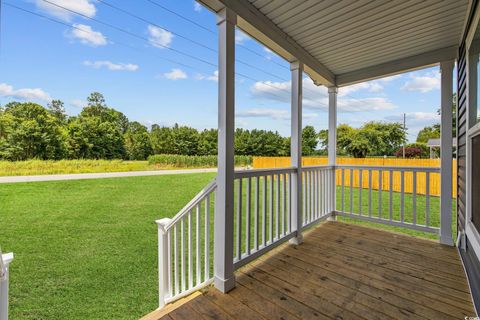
[0,173,453,319]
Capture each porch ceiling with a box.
[199,0,469,86]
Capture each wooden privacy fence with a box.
[252,157,457,198]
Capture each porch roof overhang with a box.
[199,0,470,87]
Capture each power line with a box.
[40,0,217,68]
[144,0,290,71]
[42,0,290,83]
[4,2,296,104]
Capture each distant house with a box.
[426,138,457,158]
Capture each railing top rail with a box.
[302,165,334,171]
[160,179,216,231]
[234,167,296,178]
[335,164,441,172]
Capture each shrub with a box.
[148,154,252,168]
[395,143,429,158]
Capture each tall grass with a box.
[0,160,150,176]
[148,154,252,168]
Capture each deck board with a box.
[143,221,476,320]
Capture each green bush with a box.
[148,154,252,168]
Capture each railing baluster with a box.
[302,172,306,224]
[254,177,259,251]
[426,172,430,227]
[341,168,345,213]
[262,176,267,246]
[325,170,329,215]
[359,169,363,215]
[281,173,286,236]
[401,171,405,223]
[413,171,417,225]
[246,177,251,255]
[378,170,382,218]
[236,179,242,261]
[389,170,393,221]
[368,169,372,217]
[188,212,193,289]
[350,169,353,213]
[196,204,200,286]
[174,224,178,295]
[314,170,318,219]
[181,216,185,292]
[168,230,172,297]
[288,172,292,232]
[205,194,210,281]
[276,174,280,239]
[269,175,273,243]
[309,171,313,223]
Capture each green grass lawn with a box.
[0,173,455,319]
[0,173,216,320]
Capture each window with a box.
[469,26,480,128]
[472,134,480,232]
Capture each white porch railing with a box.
[0,251,14,320]
[156,180,216,308]
[156,167,336,307]
[335,165,441,233]
[156,164,446,308]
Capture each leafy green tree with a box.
[198,129,218,155]
[346,130,371,158]
[124,121,153,160]
[150,125,174,154]
[66,93,126,159]
[302,126,318,156]
[48,99,67,123]
[361,121,405,156]
[416,124,440,143]
[0,102,67,160]
[171,124,199,155]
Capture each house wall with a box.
[458,0,480,313]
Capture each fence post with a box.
[290,61,304,245]
[156,218,171,309]
[440,60,454,246]
[328,87,338,220]
[0,251,14,320]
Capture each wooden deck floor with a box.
[144,221,476,320]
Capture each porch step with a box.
[140,291,202,320]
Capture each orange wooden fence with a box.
[252,157,457,198]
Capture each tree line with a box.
[0,92,418,161]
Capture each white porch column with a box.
[214,7,236,292]
[328,87,338,219]
[290,61,303,245]
[440,60,454,246]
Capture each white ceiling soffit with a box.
[199,0,469,87]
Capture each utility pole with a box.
[402,113,406,159]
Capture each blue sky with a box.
[0,0,446,142]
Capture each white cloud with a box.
[148,25,173,48]
[0,83,52,102]
[193,1,202,12]
[196,70,218,82]
[68,24,107,46]
[164,68,188,80]
[237,108,318,121]
[385,111,440,140]
[235,29,251,44]
[36,0,96,21]
[250,77,397,112]
[83,60,139,71]
[70,99,86,109]
[401,71,440,93]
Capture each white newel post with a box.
[0,251,14,320]
[214,7,236,293]
[290,61,304,245]
[328,87,338,219]
[440,60,454,246]
[156,218,171,308]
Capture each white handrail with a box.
[0,252,14,320]
[163,179,216,231]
